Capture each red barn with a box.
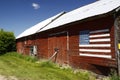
[16,0,120,75]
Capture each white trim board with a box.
[79,53,112,59]
[79,49,111,53]
[79,44,111,47]
[90,38,111,42]
[90,33,110,38]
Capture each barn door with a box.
[48,32,68,65]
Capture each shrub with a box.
[0,29,16,54]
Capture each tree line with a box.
[0,29,16,54]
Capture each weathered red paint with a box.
[16,15,117,75]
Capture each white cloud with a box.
[32,3,40,10]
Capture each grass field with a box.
[0,52,96,80]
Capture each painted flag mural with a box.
[79,29,112,59]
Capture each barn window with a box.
[30,45,37,56]
[79,30,89,44]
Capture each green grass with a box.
[109,70,120,80]
[0,52,95,80]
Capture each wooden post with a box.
[114,15,120,76]
[118,43,120,75]
[115,15,120,76]
[48,48,59,62]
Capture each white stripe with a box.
[79,49,111,53]
[79,53,111,59]
[90,29,109,34]
[90,38,110,42]
[90,34,110,38]
[79,44,111,47]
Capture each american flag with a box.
[79,29,111,59]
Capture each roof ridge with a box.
[36,12,66,33]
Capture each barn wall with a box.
[16,38,28,55]
[68,15,117,75]
[42,29,68,64]
[36,32,48,59]
[16,39,24,53]
[16,15,117,75]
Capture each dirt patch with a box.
[0,75,18,80]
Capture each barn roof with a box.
[16,0,120,39]
[39,0,120,32]
[16,12,65,39]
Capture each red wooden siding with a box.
[48,32,68,64]
[36,33,48,59]
[16,39,23,53]
[69,56,117,75]
[16,38,28,55]
[68,15,117,75]
[16,15,117,75]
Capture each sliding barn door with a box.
[48,32,68,64]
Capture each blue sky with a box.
[0,0,96,37]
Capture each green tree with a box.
[0,29,16,54]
